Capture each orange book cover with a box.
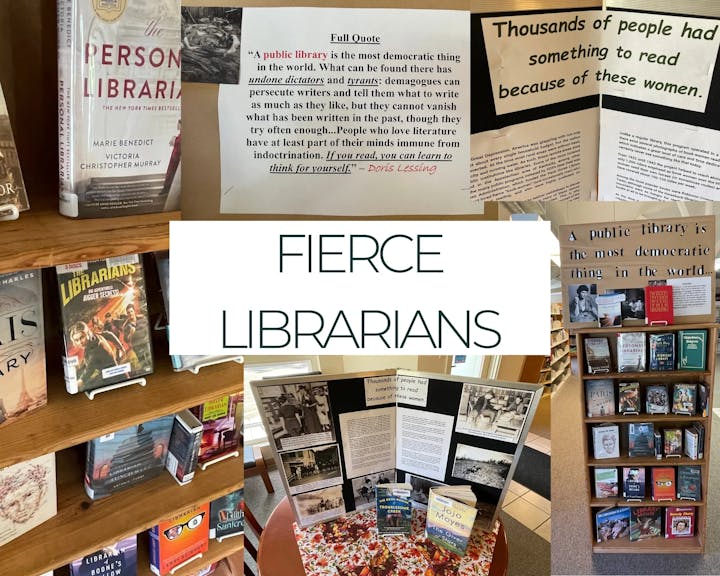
[651,467,676,501]
[149,503,210,575]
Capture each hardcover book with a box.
[663,428,683,457]
[189,393,242,466]
[697,384,708,417]
[209,489,244,541]
[628,423,654,458]
[622,467,645,499]
[594,467,619,498]
[684,427,699,460]
[665,506,695,539]
[672,384,696,415]
[0,453,56,547]
[596,507,630,542]
[677,330,707,371]
[165,409,203,485]
[617,382,639,414]
[0,82,28,216]
[425,485,477,555]
[586,380,615,418]
[644,285,673,325]
[654,431,662,460]
[376,483,413,536]
[690,422,705,459]
[619,288,645,325]
[646,384,669,415]
[651,467,675,501]
[149,503,210,575]
[677,466,701,501]
[70,535,137,576]
[649,333,674,371]
[616,332,646,373]
[585,337,611,374]
[593,424,620,460]
[57,0,181,218]
[630,507,662,541]
[0,269,46,426]
[56,256,153,394]
[84,414,175,500]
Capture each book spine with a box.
[56,0,78,217]
[149,525,161,574]
[84,440,97,499]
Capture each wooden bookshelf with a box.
[542,304,570,388]
[577,323,716,554]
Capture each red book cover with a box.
[150,503,210,575]
[651,467,676,501]
[665,506,695,538]
[645,286,673,326]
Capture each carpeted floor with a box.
[513,446,551,500]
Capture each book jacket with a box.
[0,82,28,215]
[644,285,673,325]
[70,535,137,576]
[150,503,210,575]
[57,0,181,218]
[209,488,244,540]
[57,256,153,394]
[376,484,412,536]
[0,269,46,426]
[189,393,242,466]
[425,488,477,555]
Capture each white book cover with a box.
[593,424,620,460]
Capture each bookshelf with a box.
[541,304,571,387]
[575,323,716,554]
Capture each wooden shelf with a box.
[551,349,570,365]
[583,370,710,380]
[584,414,708,424]
[592,535,703,554]
[551,337,569,348]
[588,456,705,467]
[590,498,703,508]
[1,452,244,575]
[575,323,714,335]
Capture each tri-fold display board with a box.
[251,369,543,529]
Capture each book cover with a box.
[649,333,674,371]
[622,467,645,499]
[585,380,615,417]
[651,467,675,501]
[630,507,662,541]
[644,285,673,325]
[664,428,683,457]
[165,409,203,485]
[677,466,701,501]
[646,384,669,415]
[677,330,707,371]
[697,384,708,417]
[376,483,412,536]
[594,467,618,498]
[596,507,630,542]
[619,288,645,325]
[597,293,623,327]
[56,256,153,394]
[57,0,181,218]
[209,488,244,541]
[672,383,696,415]
[684,427,698,460]
[425,486,477,556]
[665,506,695,539]
[692,422,705,459]
[0,82,28,215]
[617,382,639,414]
[654,431,662,460]
[584,337,611,374]
[592,424,620,460]
[616,332,646,373]
[0,269,46,426]
[149,503,210,575]
[0,453,56,547]
[70,535,137,576]
[189,393,242,466]
[628,423,654,458]
[84,414,175,500]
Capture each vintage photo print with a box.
[258,381,335,452]
[451,444,513,490]
[293,484,345,525]
[280,444,343,496]
[568,283,598,323]
[350,468,394,510]
[181,7,242,84]
[405,473,446,509]
[455,382,534,444]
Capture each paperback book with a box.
[677,330,707,371]
[617,382,639,414]
[664,428,683,457]
[596,507,630,542]
[630,507,662,541]
[70,535,137,576]
[644,285,673,326]
[585,337,611,374]
[677,466,701,501]
[149,503,210,575]
[593,424,620,460]
[210,489,244,541]
[425,485,478,555]
[594,467,619,498]
[0,82,28,216]
[376,483,413,536]
[619,288,645,325]
[189,393,242,467]
[651,467,675,501]
[597,293,623,327]
[616,332,646,373]
[165,409,203,485]
[622,466,645,499]
[672,384,696,415]
[649,333,674,371]
[628,423,654,458]
[684,426,699,460]
[665,507,695,539]
[646,384,669,415]
[586,380,615,417]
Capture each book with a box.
[165,409,203,485]
[149,503,210,575]
[648,333,674,371]
[654,431,662,460]
[677,330,707,371]
[677,466,701,501]
[84,414,175,500]
[0,82,28,216]
[209,489,244,541]
[630,507,662,541]
[617,382,639,414]
[425,485,478,555]
[585,380,615,417]
[56,256,153,394]
[663,428,683,457]
[644,285,673,325]
[189,393,242,466]
[620,288,645,325]
[596,507,630,542]
[646,384,669,415]
[0,453,56,547]
[0,269,46,426]
[628,423,654,458]
[665,506,695,538]
[69,535,137,576]
[585,337,611,374]
[57,0,182,218]
[672,383,696,415]
[592,424,620,460]
[616,332,646,373]
[376,483,413,536]
[691,422,705,459]
[651,467,675,501]
[684,426,699,460]
[622,466,645,499]
[594,467,619,498]
[697,384,708,417]
[597,293,623,327]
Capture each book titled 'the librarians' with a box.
[57,0,181,218]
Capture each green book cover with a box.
[677,330,707,371]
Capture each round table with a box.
[257,497,509,576]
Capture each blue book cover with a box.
[649,333,674,371]
[376,484,412,535]
[596,507,631,542]
[210,489,244,540]
[70,535,137,576]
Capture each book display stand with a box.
[187,356,245,375]
[199,450,240,471]
[216,531,242,544]
[169,553,204,575]
[0,203,18,220]
[84,377,148,400]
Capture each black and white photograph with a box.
[293,485,345,525]
[181,7,242,84]
[258,381,335,452]
[405,474,446,509]
[350,469,394,510]
[620,288,646,321]
[280,444,343,495]
[451,444,513,490]
[455,382,534,443]
[568,283,599,323]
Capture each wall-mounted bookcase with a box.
[542,304,571,387]
[576,323,716,554]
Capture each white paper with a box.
[338,407,396,479]
[364,375,397,406]
[667,277,713,316]
[219,7,474,215]
[396,407,453,482]
[396,375,429,407]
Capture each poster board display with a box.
[251,369,543,529]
